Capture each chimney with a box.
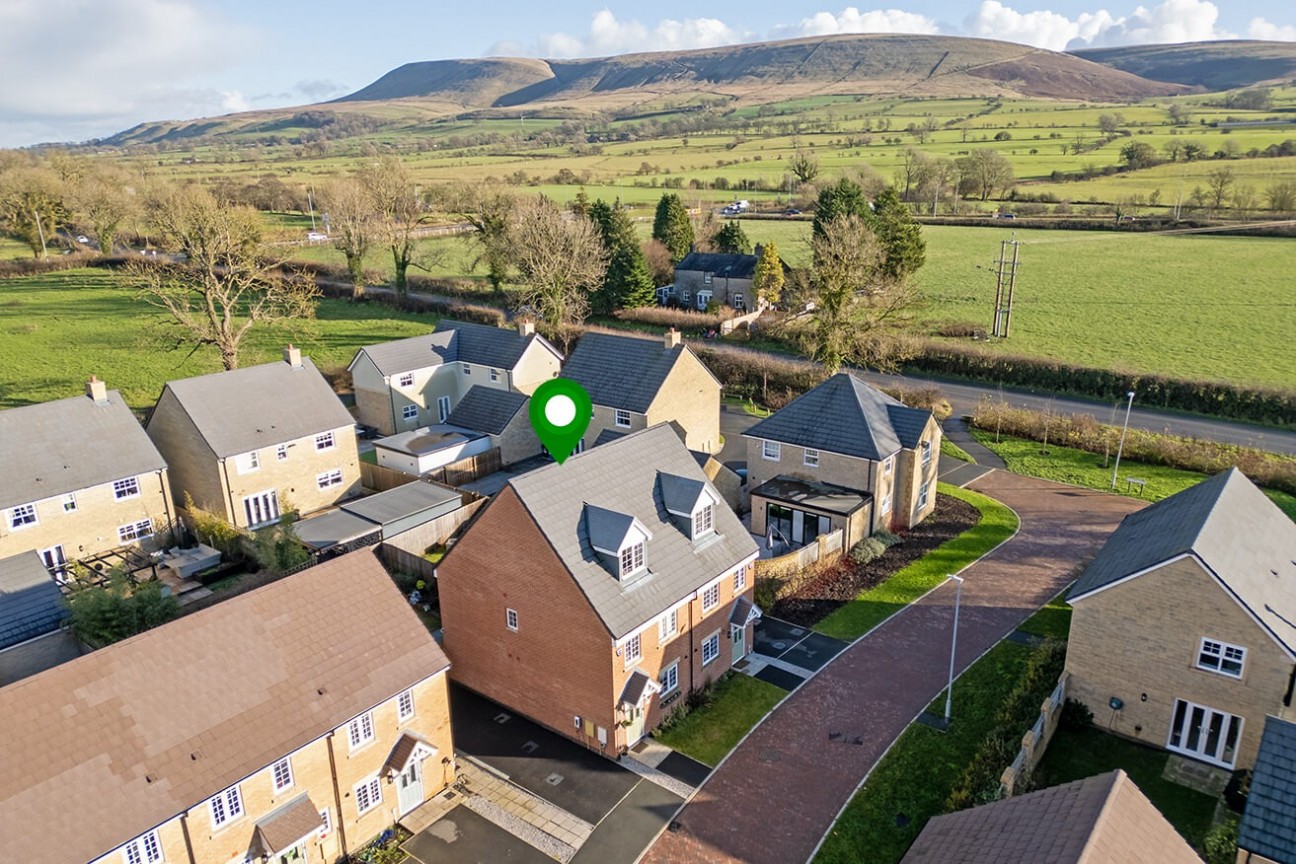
[517,320,535,337]
[283,344,302,369]
[664,329,682,350]
[86,375,108,405]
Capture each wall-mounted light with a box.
[1140,693,1147,702]
[1109,697,1124,711]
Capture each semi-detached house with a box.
[436,424,759,756]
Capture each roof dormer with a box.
[658,472,719,542]
[585,503,653,580]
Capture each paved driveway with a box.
[641,472,1144,864]
[404,807,553,864]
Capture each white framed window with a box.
[660,662,679,694]
[317,469,344,490]
[318,808,331,840]
[762,440,781,461]
[917,481,930,510]
[506,608,519,632]
[276,444,288,461]
[880,493,892,515]
[8,503,37,530]
[271,756,293,793]
[920,440,932,467]
[315,432,336,451]
[884,458,893,475]
[682,290,691,304]
[702,632,720,665]
[243,490,280,528]
[490,368,500,383]
[693,505,713,537]
[803,448,819,467]
[397,689,415,721]
[702,583,720,612]
[703,272,713,284]
[625,633,642,666]
[1198,639,1246,678]
[733,567,746,593]
[402,404,418,421]
[122,830,163,864]
[114,476,141,498]
[236,452,259,474]
[208,784,244,829]
[398,372,414,387]
[348,711,375,751]
[355,776,382,816]
[733,292,744,311]
[614,409,632,428]
[461,363,471,375]
[620,542,645,577]
[62,493,78,512]
[659,608,678,641]
[118,519,153,544]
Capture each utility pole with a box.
[991,236,1020,338]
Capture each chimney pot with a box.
[86,376,108,405]
[283,344,302,368]
[517,320,535,337]
[664,329,682,350]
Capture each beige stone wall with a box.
[350,353,394,434]
[147,387,225,519]
[583,406,647,452]
[0,469,175,561]
[510,340,562,395]
[1065,556,1296,770]
[675,271,755,310]
[494,413,542,466]
[744,438,877,498]
[96,670,453,864]
[892,417,941,530]
[648,349,721,454]
[221,425,362,528]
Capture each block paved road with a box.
[640,471,1144,864]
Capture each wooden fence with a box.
[360,461,417,493]
[361,448,502,492]
[999,674,1068,797]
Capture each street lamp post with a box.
[1110,391,1136,491]
[943,574,965,726]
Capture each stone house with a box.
[1065,469,1296,771]
[0,549,456,864]
[348,320,562,436]
[562,330,722,454]
[435,425,759,756]
[445,386,541,467]
[743,372,940,551]
[1236,715,1296,864]
[146,347,360,530]
[0,377,175,571]
[670,247,787,311]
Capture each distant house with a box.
[1236,715,1296,864]
[670,246,786,311]
[446,386,541,467]
[348,320,562,436]
[0,551,79,686]
[1065,469,1296,771]
[0,377,175,570]
[146,347,360,530]
[562,330,722,454]
[743,372,940,550]
[372,426,491,476]
[0,549,456,864]
[901,770,1200,863]
[436,425,759,756]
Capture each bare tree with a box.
[137,185,318,370]
[509,197,608,329]
[1206,166,1234,213]
[789,149,820,185]
[359,156,440,302]
[70,166,138,255]
[957,150,1015,201]
[0,165,67,258]
[1265,180,1296,214]
[449,182,516,295]
[318,177,373,300]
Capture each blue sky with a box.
[1,0,1292,148]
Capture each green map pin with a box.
[530,378,593,464]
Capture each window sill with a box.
[660,690,680,708]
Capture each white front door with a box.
[1168,699,1243,768]
[731,624,746,663]
[437,395,451,423]
[625,706,646,747]
[276,841,305,864]
[39,545,67,575]
[242,490,280,528]
[396,759,424,817]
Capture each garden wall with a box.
[999,674,1068,797]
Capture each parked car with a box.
[306,231,329,242]
[75,235,89,244]
[783,208,801,216]
[994,212,1016,220]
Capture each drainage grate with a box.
[493,712,511,725]
[521,741,539,754]
[545,773,564,786]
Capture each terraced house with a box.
[0,377,174,572]
[146,347,360,529]
[349,320,562,436]
[436,425,759,755]
[0,550,455,864]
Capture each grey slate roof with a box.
[350,320,560,377]
[1068,468,1296,657]
[508,424,758,639]
[676,251,758,280]
[447,386,528,435]
[293,510,380,551]
[0,389,166,510]
[584,504,641,555]
[563,332,718,414]
[659,474,707,516]
[593,429,627,448]
[1238,716,1296,864]
[154,357,354,458]
[342,482,461,526]
[743,372,932,461]
[0,552,66,650]
[618,670,657,708]
[374,425,485,457]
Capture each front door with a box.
[243,490,280,528]
[39,545,67,576]
[396,759,424,817]
[276,841,305,864]
[437,395,451,423]
[1168,699,1243,768]
[625,706,646,747]
[732,624,746,663]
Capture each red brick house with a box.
[436,424,759,757]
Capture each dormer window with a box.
[620,542,645,577]
[693,504,713,537]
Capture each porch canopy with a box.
[750,476,869,518]
[619,670,662,710]
[252,793,323,857]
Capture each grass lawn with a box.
[1015,594,1072,641]
[653,673,787,767]
[939,437,975,463]
[1034,725,1218,849]
[813,604,1064,864]
[721,394,772,418]
[972,430,1296,520]
[359,449,377,464]
[813,484,1019,641]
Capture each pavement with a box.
[640,471,1145,864]
[404,806,554,864]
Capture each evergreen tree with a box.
[753,241,785,305]
[872,186,926,280]
[591,199,656,313]
[652,192,694,262]
[812,177,874,241]
[714,220,751,254]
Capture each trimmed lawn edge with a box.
[940,437,976,464]
[652,673,786,766]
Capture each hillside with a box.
[1073,40,1296,89]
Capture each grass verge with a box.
[972,430,1296,521]
[813,484,1018,641]
[940,437,976,464]
[813,603,1065,864]
[653,673,787,767]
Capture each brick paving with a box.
[641,472,1144,864]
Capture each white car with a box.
[306,231,328,243]
[75,235,89,244]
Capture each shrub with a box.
[849,537,888,564]
[249,519,311,574]
[753,577,780,611]
[1059,697,1094,731]
[613,306,728,330]
[936,320,987,339]
[183,493,245,558]
[873,529,904,548]
[1202,819,1239,864]
[65,573,180,648]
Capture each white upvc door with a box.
[396,759,424,817]
[1167,699,1243,768]
[437,395,451,423]
[39,545,67,576]
[242,490,280,528]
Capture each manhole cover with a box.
[771,641,787,650]
[758,748,782,764]
[545,773,564,786]
[790,627,805,636]
[493,712,511,725]
[521,741,539,754]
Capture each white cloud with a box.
[220,91,251,113]
[493,9,748,59]
[962,1,1082,50]
[956,0,1233,51]
[774,7,940,38]
[1249,17,1296,41]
